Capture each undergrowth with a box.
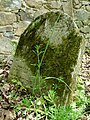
[10,76,88,120]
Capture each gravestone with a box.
[8,11,85,105]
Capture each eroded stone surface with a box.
[13,21,30,36]
[0,37,17,62]
[0,25,13,32]
[0,0,21,11]
[75,9,90,21]
[0,12,16,25]
[0,38,14,55]
[8,11,85,105]
[25,0,43,8]
[80,26,90,33]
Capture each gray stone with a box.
[74,4,81,9]
[81,1,90,5]
[85,34,90,39]
[3,32,14,38]
[44,1,62,9]
[9,11,85,105]
[12,36,19,43]
[0,36,17,63]
[75,9,90,21]
[86,5,90,12]
[0,25,13,32]
[81,5,86,10]
[0,33,3,38]
[83,20,90,25]
[0,37,15,56]
[0,12,16,25]
[0,0,21,11]
[18,9,33,21]
[80,26,90,33]
[62,0,73,17]
[75,21,83,28]
[86,40,90,48]
[25,0,43,8]
[13,21,30,36]
[34,7,49,19]
[74,0,80,5]
[0,55,5,63]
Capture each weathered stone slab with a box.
[45,1,61,9]
[0,12,16,26]
[0,37,16,55]
[25,0,43,8]
[8,11,85,105]
[18,9,33,21]
[13,21,30,36]
[0,37,16,64]
[80,26,90,33]
[0,0,21,11]
[0,25,13,32]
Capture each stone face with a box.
[86,5,90,12]
[0,25,13,32]
[0,36,17,63]
[34,7,49,19]
[45,1,61,9]
[85,34,90,39]
[74,0,80,5]
[62,0,73,17]
[0,37,14,55]
[3,32,14,38]
[80,26,90,33]
[8,11,85,105]
[0,0,21,11]
[18,9,33,21]
[75,21,83,28]
[25,0,43,8]
[75,9,90,21]
[0,12,16,26]
[13,21,30,36]
[74,4,81,9]
[0,33,3,38]
[83,19,90,25]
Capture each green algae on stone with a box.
[8,11,85,105]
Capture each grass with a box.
[10,84,85,120]
[49,105,82,120]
